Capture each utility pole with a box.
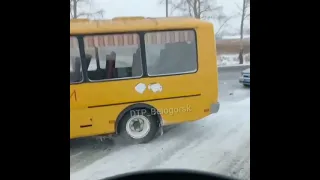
[166,0,168,17]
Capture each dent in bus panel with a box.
[144,30,197,76]
[83,34,143,82]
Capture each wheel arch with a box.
[115,103,162,134]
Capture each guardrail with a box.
[218,64,250,72]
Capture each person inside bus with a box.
[70,57,82,83]
[132,48,142,77]
[105,51,117,79]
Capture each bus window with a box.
[83,34,142,81]
[70,37,83,83]
[145,30,197,76]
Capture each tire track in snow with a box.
[70,69,248,174]
[217,138,250,180]
[151,98,250,172]
[70,98,250,180]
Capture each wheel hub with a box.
[125,115,151,139]
[130,118,144,132]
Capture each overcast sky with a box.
[81,0,249,35]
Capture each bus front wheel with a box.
[119,109,159,144]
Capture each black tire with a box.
[118,109,159,144]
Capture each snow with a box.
[222,35,250,40]
[87,53,251,70]
[86,53,250,71]
[217,53,250,66]
[70,97,250,180]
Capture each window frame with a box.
[70,36,84,85]
[72,28,198,84]
[143,29,198,77]
[81,32,144,83]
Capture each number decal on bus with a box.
[70,90,77,102]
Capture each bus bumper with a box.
[211,102,220,114]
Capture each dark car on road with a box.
[239,68,250,87]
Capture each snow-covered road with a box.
[70,69,250,180]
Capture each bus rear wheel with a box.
[119,109,159,144]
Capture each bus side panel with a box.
[71,85,97,139]
[196,24,219,106]
[70,94,209,139]
[71,105,125,139]
[70,72,212,139]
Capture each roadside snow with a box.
[222,35,250,39]
[217,54,250,66]
[70,97,250,180]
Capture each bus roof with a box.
[70,17,213,35]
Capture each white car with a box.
[239,68,250,87]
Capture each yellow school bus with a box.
[70,17,220,144]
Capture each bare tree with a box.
[70,0,104,19]
[159,0,233,41]
[215,14,238,38]
[160,0,225,19]
[236,0,250,64]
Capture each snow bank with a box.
[217,54,250,66]
[222,35,250,40]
